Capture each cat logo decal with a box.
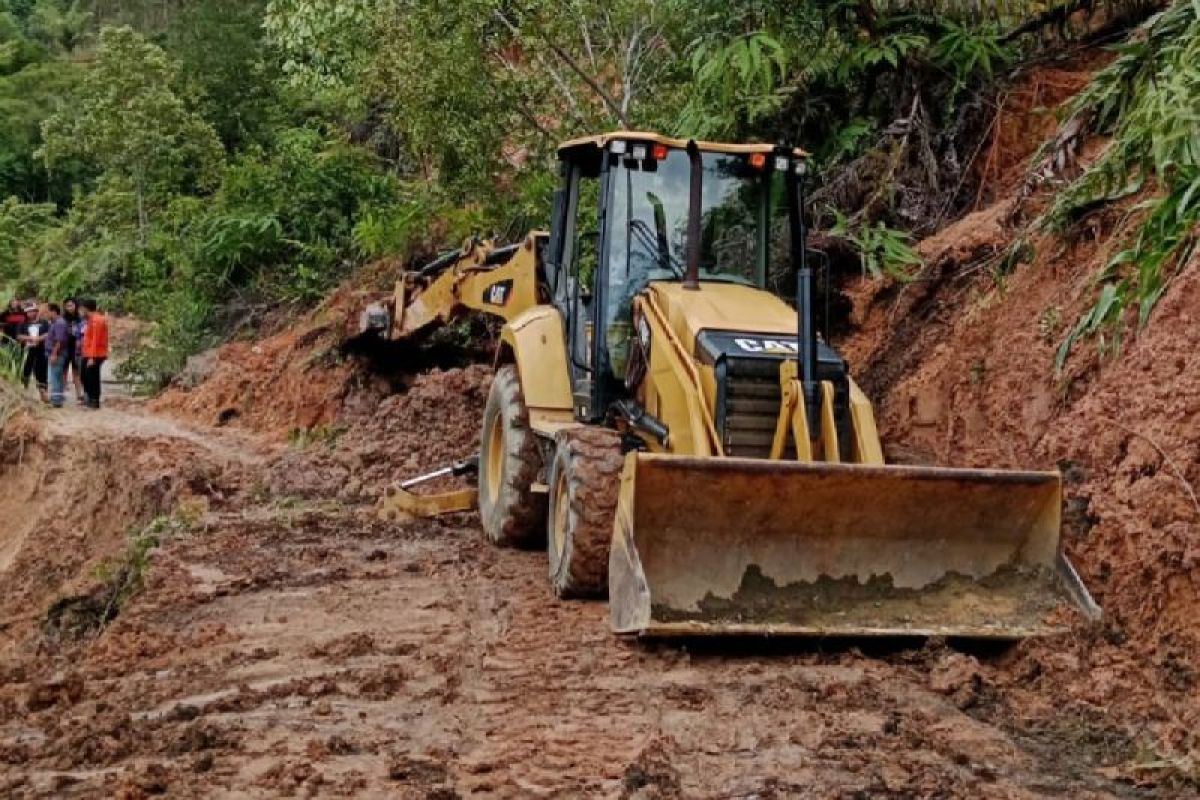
[483,280,513,307]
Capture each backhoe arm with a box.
[365,234,545,342]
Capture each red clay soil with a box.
[0,403,271,655]
[808,49,1200,785]
[839,186,1200,785]
[0,393,1158,798]
[1,292,1188,793]
[972,53,1109,206]
[268,365,494,502]
[150,281,386,436]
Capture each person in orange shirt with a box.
[79,298,110,409]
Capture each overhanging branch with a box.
[1001,0,1096,43]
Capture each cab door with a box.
[549,148,609,423]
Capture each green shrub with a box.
[1047,1,1200,369]
[830,209,923,280]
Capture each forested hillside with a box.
[0,0,1194,389]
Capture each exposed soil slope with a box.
[0,404,268,655]
[837,61,1200,778]
[150,283,378,436]
[842,219,1200,776]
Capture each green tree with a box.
[0,38,84,203]
[24,0,90,53]
[267,0,682,206]
[39,26,224,242]
[167,0,282,152]
[263,0,376,92]
[0,1,35,23]
[0,194,55,277]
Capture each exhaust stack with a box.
[683,140,702,291]
[785,155,820,440]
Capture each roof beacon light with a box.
[651,143,669,161]
[774,156,790,172]
[631,144,648,161]
[611,140,628,155]
[749,152,767,170]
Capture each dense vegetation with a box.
[0,0,1185,386]
[1046,1,1200,368]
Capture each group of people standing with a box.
[1,298,110,409]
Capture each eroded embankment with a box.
[0,410,234,654]
[840,170,1200,779]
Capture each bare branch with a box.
[512,103,557,143]
[1001,0,1095,43]
[492,9,583,120]
[620,24,647,120]
[575,3,596,69]
[492,47,590,133]
[542,58,585,119]
[628,29,663,91]
[601,8,618,55]
[545,39,630,128]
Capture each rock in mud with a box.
[621,737,681,799]
[25,671,85,712]
[174,348,222,390]
[928,652,985,709]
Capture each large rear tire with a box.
[547,428,624,598]
[478,365,545,547]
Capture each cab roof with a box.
[557,131,808,159]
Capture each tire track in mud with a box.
[5,507,1146,798]
[448,564,648,797]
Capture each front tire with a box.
[478,365,545,547]
[547,428,624,598]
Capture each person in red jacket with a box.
[79,298,109,409]
[2,298,26,342]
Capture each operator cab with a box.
[545,132,810,425]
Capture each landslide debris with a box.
[839,58,1200,786]
[267,364,493,503]
[0,407,256,658]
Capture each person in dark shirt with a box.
[44,303,69,408]
[18,303,48,402]
[62,298,84,403]
[1,299,24,373]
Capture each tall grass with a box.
[0,343,33,429]
[0,343,26,386]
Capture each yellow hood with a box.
[648,281,798,351]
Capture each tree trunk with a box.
[136,182,147,249]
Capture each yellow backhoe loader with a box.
[365,132,1099,638]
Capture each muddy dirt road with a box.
[0,393,1156,799]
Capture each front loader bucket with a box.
[609,454,1099,639]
